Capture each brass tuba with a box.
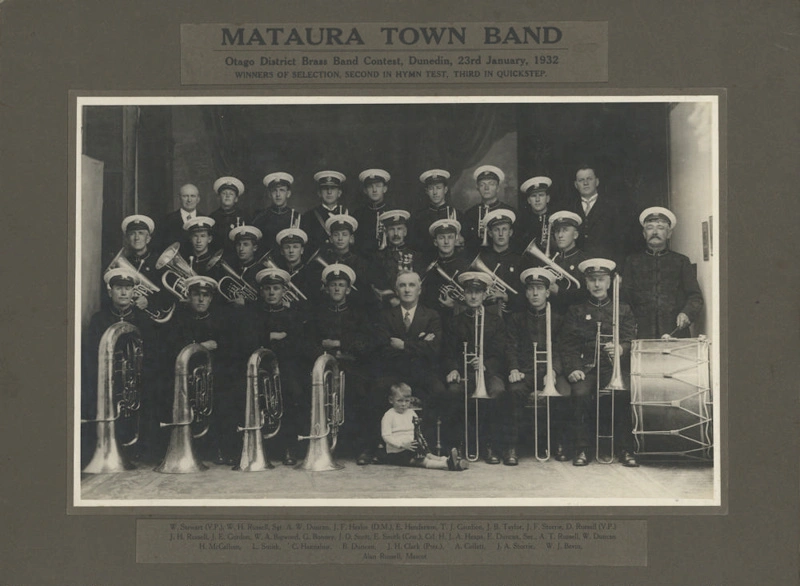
[82,321,143,473]
[469,255,519,297]
[237,348,283,472]
[297,352,345,471]
[106,249,175,323]
[155,343,213,473]
[464,306,492,462]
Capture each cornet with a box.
[469,255,519,297]
[297,352,345,471]
[464,306,491,462]
[523,241,582,290]
[237,348,283,472]
[106,249,175,323]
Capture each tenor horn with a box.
[237,348,283,472]
[106,250,175,323]
[532,302,561,462]
[82,322,143,473]
[297,352,345,471]
[155,343,213,473]
[469,255,519,296]
[464,306,492,462]
[523,241,582,290]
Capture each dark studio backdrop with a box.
[83,101,669,277]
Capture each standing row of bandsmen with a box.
[83,164,704,473]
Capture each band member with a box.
[568,165,631,265]
[505,268,572,462]
[558,258,638,467]
[164,276,241,466]
[622,207,704,339]
[210,176,250,255]
[518,176,554,254]
[251,172,300,250]
[157,183,202,252]
[224,225,264,307]
[243,267,309,466]
[300,170,348,251]
[352,168,391,259]
[82,268,153,465]
[443,272,508,464]
[420,218,470,320]
[374,271,447,447]
[463,165,516,254]
[308,264,377,465]
[183,216,219,275]
[381,383,468,471]
[372,210,422,307]
[477,209,524,316]
[547,211,589,316]
[408,169,464,260]
[271,227,314,308]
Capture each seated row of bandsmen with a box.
[83,204,703,471]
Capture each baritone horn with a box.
[436,266,465,302]
[237,348,283,472]
[82,321,143,473]
[524,241,582,289]
[532,301,561,462]
[595,273,628,464]
[469,255,519,296]
[216,258,260,303]
[155,343,214,473]
[297,352,345,471]
[106,250,175,323]
[155,243,197,300]
[464,305,492,462]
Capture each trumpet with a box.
[595,273,628,464]
[237,348,283,472]
[216,259,260,303]
[531,302,561,462]
[469,255,519,297]
[435,265,465,302]
[297,352,345,471]
[82,321,143,473]
[464,306,491,462]
[106,249,175,323]
[261,256,309,302]
[524,241,582,290]
[309,252,359,292]
[155,343,214,473]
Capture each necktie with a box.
[403,311,412,331]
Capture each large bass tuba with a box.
[237,348,283,472]
[297,352,345,471]
[106,249,174,323]
[155,343,214,473]
[82,321,143,473]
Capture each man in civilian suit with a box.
[157,183,202,253]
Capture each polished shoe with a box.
[554,444,569,462]
[356,451,371,466]
[484,447,501,465]
[282,449,297,466]
[619,450,640,467]
[573,450,589,467]
[447,447,469,471]
[503,447,518,466]
[213,448,228,466]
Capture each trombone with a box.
[595,274,628,464]
[531,302,561,462]
[523,241,582,290]
[464,306,491,462]
[237,348,283,472]
[297,352,345,471]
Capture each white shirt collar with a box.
[401,304,418,323]
[181,209,196,223]
[581,193,599,213]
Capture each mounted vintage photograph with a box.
[73,95,721,507]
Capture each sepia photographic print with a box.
[73,95,721,508]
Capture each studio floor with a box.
[79,445,715,504]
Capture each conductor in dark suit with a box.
[374,271,447,444]
[157,183,202,253]
[568,165,630,266]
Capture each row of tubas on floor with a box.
[82,323,345,474]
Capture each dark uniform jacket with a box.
[477,248,524,314]
[251,205,300,254]
[372,244,424,299]
[517,208,552,255]
[299,204,348,252]
[568,195,631,265]
[558,296,637,375]
[157,209,199,253]
[419,252,471,319]
[505,306,564,377]
[210,206,251,256]
[165,303,241,376]
[463,200,516,255]
[443,308,506,377]
[375,304,442,375]
[352,201,388,260]
[122,248,174,317]
[271,255,317,310]
[621,248,704,339]
[408,204,464,262]
[242,303,310,374]
[307,301,376,364]
[550,247,589,316]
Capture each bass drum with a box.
[630,337,713,461]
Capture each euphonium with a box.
[469,255,519,296]
[237,348,283,472]
[532,301,561,462]
[106,250,175,323]
[464,306,491,462]
[155,243,198,301]
[216,258,260,303]
[82,321,143,473]
[155,343,213,473]
[523,241,582,290]
[297,352,345,471]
